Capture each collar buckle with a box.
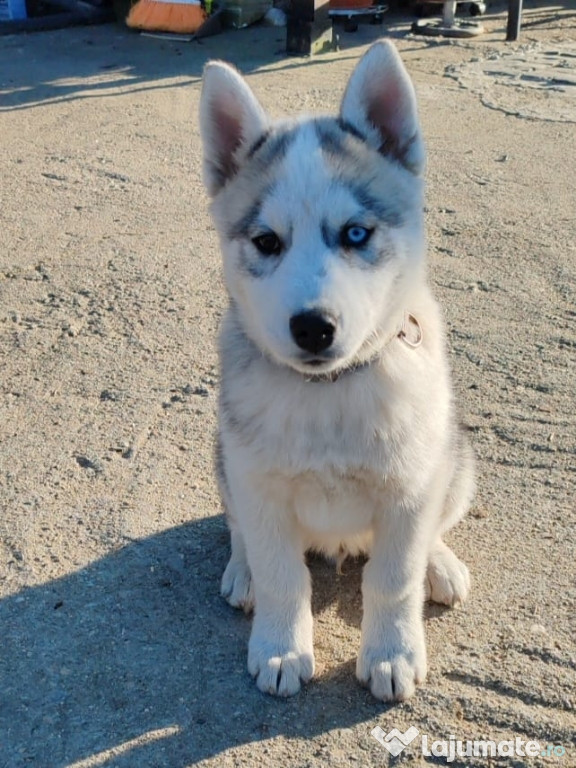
[398,312,423,349]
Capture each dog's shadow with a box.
[4,515,428,768]
[309,551,364,626]
[309,551,450,624]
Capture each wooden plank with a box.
[506,0,523,40]
[286,0,333,55]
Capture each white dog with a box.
[199,40,475,701]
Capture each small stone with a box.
[529,623,547,635]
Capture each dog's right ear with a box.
[200,62,269,197]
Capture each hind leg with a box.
[425,538,470,606]
[217,436,254,612]
[426,434,475,606]
[221,522,254,612]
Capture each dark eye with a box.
[341,225,372,248]
[252,232,283,257]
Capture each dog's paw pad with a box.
[357,648,426,702]
[221,558,254,612]
[248,644,314,697]
[426,545,470,607]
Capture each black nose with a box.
[289,311,336,354]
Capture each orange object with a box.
[127,0,207,33]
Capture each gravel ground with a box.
[1,3,575,766]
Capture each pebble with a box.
[529,623,548,635]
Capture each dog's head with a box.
[200,41,426,376]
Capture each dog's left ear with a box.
[340,41,425,175]
[200,61,269,197]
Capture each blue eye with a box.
[341,225,372,248]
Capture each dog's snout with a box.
[289,311,336,355]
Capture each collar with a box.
[303,312,423,383]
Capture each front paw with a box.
[248,628,314,697]
[357,627,427,701]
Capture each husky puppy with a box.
[199,41,475,701]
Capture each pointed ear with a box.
[340,41,425,175]
[200,61,269,196]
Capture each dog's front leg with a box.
[357,500,432,701]
[235,483,314,697]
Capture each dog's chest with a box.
[222,362,425,479]
[222,354,446,541]
[261,466,381,541]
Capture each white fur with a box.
[200,40,475,701]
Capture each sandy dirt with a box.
[1,2,575,766]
